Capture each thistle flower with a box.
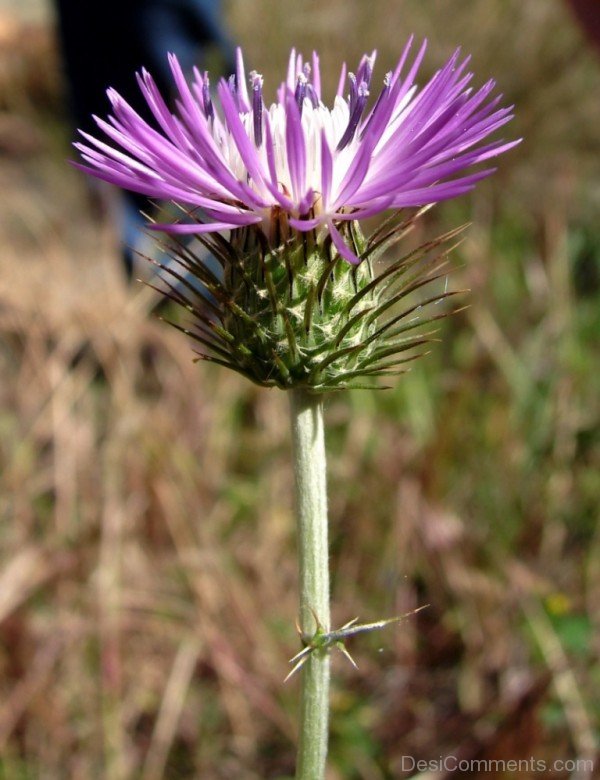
[74,42,520,779]
[74,41,518,391]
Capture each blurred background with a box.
[0,0,599,778]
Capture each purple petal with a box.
[320,130,333,209]
[286,48,297,90]
[390,34,414,86]
[311,51,321,100]
[235,48,251,112]
[262,114,295,210]
[331,134,377,210]
[288,215,324,231]
[328,220,361,265]
[284,89,307,202]
[217,80,268,191]
[388,169,496,207]
[148,218,258,235]
[336,62,347,97]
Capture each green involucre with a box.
[153,210,465,392]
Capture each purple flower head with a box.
[74,41,519,264]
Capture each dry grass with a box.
[0,1,599,778]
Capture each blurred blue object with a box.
[55,0,235,280]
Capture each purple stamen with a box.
[359,72,391,139]
[201,76,214,121]
[306,84,319,108]
[250,71,264,147]
[227,74,237,99]
[338,81,369,151]
[347,73,358,114]
[356,54,375,90]
[295,73,308,114]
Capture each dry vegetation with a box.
[0,0,599,778]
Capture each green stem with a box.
[289,389,331,780]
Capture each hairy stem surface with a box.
[289,389,331,780]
